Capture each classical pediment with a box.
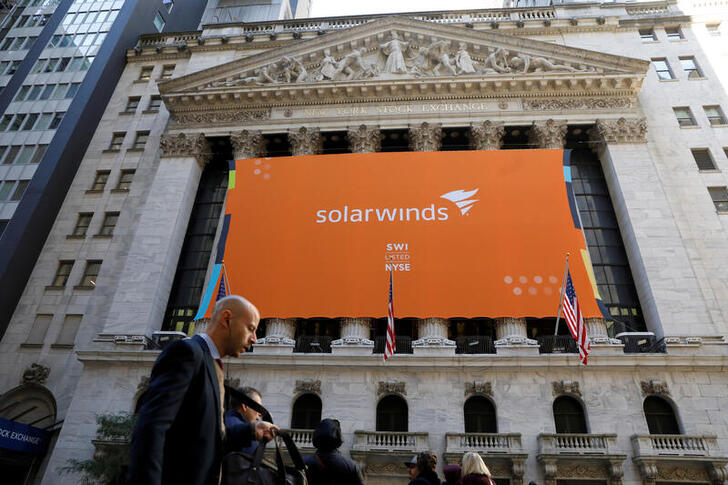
[159,16,649,120]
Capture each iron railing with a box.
[455,336,496,354]
[294,335,333,353]
[373,336,413,354]
[538,335,578,354]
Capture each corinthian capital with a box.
[409,122,443,152]
[288,127,323,156]
[470,121,505,150]
[347,125,383,153]
[528,119,567,149]
[160,133,211,167]
[230,130,267,159]
[591,117,647,144]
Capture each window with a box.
[709,187,728,212]
[25,314,52,346]
[644,396,680,434]
[160,64,175,80]
[0,115,11,131]
[139,66,153,81]
[464,396,497,433]
[56,57,71,72]
[553,396,587,433]
[673,107,696,127]
[0,181,13,201]
[66,83,80,98]
[35,113,53,130]
[117,169,135,190]
[652,59,674,80]
[43,58,59,73]
[132,131,149,150]
[26,86,42,101]
[2,146,19,164]
[691,149,716,171]
[290,394,322,430]
[147,95,162,112]
[15,146,35,164]
[164,0,174,13]
[706,22,721,36]
[51,260,74,287]
[108,132,125,151]
[7,60,20,75]
[680,56,703,78]
[98,212,119,236]
[639,28,657,41]
[9,114,26,131]
[22,113,39,130]
[90,170,110,191]
[48,112,64,130]
[54,314,81,346]
[704,105,727,126]
[0,219,8,236]
[15,86,30,101]
[79,260,101,287]
[51,84,69,99]
[71,212,93,237]
[39,85,54,100]
[125,96,140,113]
[153,11,165,32]
[10,180,29,200]
[376,395,408,432]
[31,145,48,164]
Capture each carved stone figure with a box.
[421,40,457,76]
[640,379,670,397]
[333,48,374,80]
[380,32,409,74]
[236,66,276,85]
[465,381,493,397]
[280,56,307,83]
[22,363,50,385]
[510,53,579,73]
[455,42,476,74]
[552,380,581,397]
[318,48,337,80]
[482,47,511,73]
[378,381,406,397]
[295,380,322,395]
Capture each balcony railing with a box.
[632,435,723,457]
[446,433,523,455]
[286,429,314,450]
[373,336,413,354]
[538,335,578,354]
[352,431,429,452]
[616,332,666,354]
[539,433,619,455]
[455,336,496,354]
[294,335,333,353]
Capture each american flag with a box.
[216,264,228,301]
[384,272,396,361]
[562,270,591,365]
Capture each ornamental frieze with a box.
[523,97,632,111]
[378,381,406,397]
[172,109,271,125]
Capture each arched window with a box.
[376,395,408,432]
[643,396,680,435]
[464,396,497,433]
[290,394,322,430]
[553,395,587,433]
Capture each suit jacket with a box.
[224,409,259,454]
[128,335,253,485]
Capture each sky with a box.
[309,0,499,17]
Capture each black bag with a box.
[221,386,307,485]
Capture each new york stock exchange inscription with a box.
[276,100,515,119]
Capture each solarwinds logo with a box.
[315,188,480,223]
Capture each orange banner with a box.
[219,150,602,319]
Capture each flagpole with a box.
[554,253,570,336]
[222,261,231,295]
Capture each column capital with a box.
[160,132,211,167]
[470,121,505,150]
[289,126,323,156]
[591,117,648,144]
[409,122,443,151]
[413,317,454,347]
[528,119,567,149]
[347,125,383,153]
[230,130,267,159]
[494,317,538,346]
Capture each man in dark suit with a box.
[128,295,277,485]
[224,386,263,455]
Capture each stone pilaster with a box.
[230,129,267,159]
[258,318,296,345]
[289,126,323,156]
[470,121,505,150]
[590,117,647,144]
[585,317,612,344]
[409,122,443,151]
[528,119,567,149]
[347,125,383,153]
[413,318,455,348]
[333,318,373,346]
[99,133,211,340]
[494,317,538,347]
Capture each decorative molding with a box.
[523,97,632,111]
[21,363,50,386]
[159,133,211,167]
[295,379,321,395]
[378,381,406,397]
[656,463,709,482]
[172,109,271,126]
[289,126,323,156]
[709,463,728,485]
[465,381,493,397]
[641,379,671,397]
[470,121,505,150]
[591,117,647,144]
[409,122,443,151]
[528,119,567,149]
[608,459,624,484]
[638,461,659,482]
[347,125,383,153]
[558,463,607,479]
[230,129,267,158]
[552,380,581,397]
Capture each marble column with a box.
[98,133,211,344]
[470,121,505,150]
[585,317,611,344]
[494,317,537,347]
[289,126,323,156]
[413,318,455,355]
[332,318,374,355]
[231,129,267,159]
[256,318,296,353]
[347,125,383,153]
[409,122,443,151]
[528,119,567,149]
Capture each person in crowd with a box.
[224,386,263,454]
[303,418,365,485]
[443,463,462,485]
[408,451,441,485]
[128,295,278,485]
[461,452,494,485]
[404,455,419,481]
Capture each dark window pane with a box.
[290,394,322,430]
[376,395,408,432]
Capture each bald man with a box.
[128,295,277,485]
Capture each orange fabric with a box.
[222,150,601,319]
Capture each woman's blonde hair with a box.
[461,451,491,477]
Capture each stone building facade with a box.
[1,1,728,484]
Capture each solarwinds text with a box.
[315,205,448,224]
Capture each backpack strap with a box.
[225,385,273,423]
